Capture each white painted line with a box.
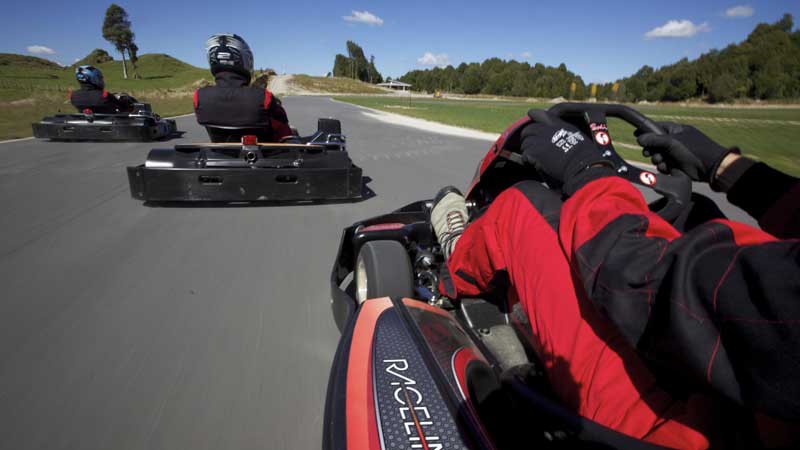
[0,136,36,145]
[166,113,195,119]
[331,98,498,142]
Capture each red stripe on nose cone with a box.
[403,387,430,450]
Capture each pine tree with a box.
[102,4,138,79]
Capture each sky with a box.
[3,1,799,83]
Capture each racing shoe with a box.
[431,186,468,259]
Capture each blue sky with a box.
[4,1,799,82]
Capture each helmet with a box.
[75,65,105,89]
[206,33,254,79]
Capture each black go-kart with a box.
[32,102,177,142]
[324,103,756,449]
[126,118,363,203]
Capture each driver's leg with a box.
[441,181,713,449]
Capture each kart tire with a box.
[355,240,414,304]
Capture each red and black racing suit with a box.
[194,71,292,143]
[70,84,135,114]
[439,159,799,449]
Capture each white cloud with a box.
[725,5,754,18]
[342,10,384,26]
[417,52,449,67]
[644,20,710,39]
[27,45,55,55]
[520,51,532,59]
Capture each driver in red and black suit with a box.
[431,110,799,449]
[194,33,292,143]
[70,65,136,114]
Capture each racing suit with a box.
[70,84,135,114]
[438,161,799,448]
[194,71,292,143]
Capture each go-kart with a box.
[126,118,363,203]
[32,102,177,141]
[324,104,718,449]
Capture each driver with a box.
[194,33,292,143]
[70,65,136,114]
[430,110,799,449]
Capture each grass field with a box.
[338,96,800,176]
[290,75,388,94]
[0,53,211,140]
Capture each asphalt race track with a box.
[0,96,754,450]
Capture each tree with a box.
[394,14,800,102]
[461,65,483,94]
[709,73,737,103]
[368,55,383,84]
[102,4,137,79]
[128,42,139,79]
[346,40,369,80]
[332,42,382,83]
[333,54,349,77]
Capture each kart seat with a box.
[202,125,274,144]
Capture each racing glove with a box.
[521,110,616,196]
[636,122,739,186]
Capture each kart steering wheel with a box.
[540,103,692,222]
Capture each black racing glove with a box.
[521,110,615,195]
[636,122,738,184]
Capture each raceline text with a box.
[383,359,443,450]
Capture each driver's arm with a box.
[637,124,800,238]
[267,96,292,141]
[558,173,800,420]
[714,154,799,238]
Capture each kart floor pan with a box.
[127,165,363,202]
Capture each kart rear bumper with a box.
[32,118,176,141]
[127,164,363,202]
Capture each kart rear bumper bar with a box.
[127,164,363,202]
[32,119,176,141]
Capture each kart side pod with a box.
[323,297,497,450]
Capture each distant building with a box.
[377,80,412,92]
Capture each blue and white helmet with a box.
[75,65,105,89]
[205,33,254,78]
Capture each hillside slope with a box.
[0,53,210,97]
[278,75,389,95]
[0,53,211,139]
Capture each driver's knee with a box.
[510,181,564,230]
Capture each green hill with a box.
[72,49,114,67]
[0,52,210,97]
[0,52,212,140]
[0,53,62,70]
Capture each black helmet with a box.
[206,33,254,79]
[75,65,105,89]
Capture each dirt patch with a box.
[269,74,304,96]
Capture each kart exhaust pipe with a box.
[244,151,257,163]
